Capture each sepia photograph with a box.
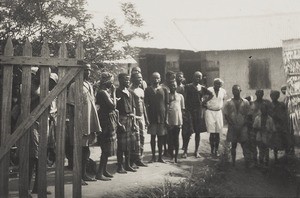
[0,0,300,197]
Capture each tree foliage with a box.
[0,0,90,42]
[0,0,150,79]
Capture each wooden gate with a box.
[0,37,84,198]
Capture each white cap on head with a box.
[50,73,58,83]
[31,66,39,74]
[214,78,224,84]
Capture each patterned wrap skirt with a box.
[98,111,118,156]
[98,128,117,157]
[117,115,138,152]
[136,116,145,149]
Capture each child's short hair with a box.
[270,90,280,99]
[131,72,140,80]
[166,71,176,81]
[245,95,253,102]
[118,73,129,81]
[131,66,141,74]
[100,72,113,85]
[255,89,264,95]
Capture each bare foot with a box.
[158,158,166,163]
[96,175,111,181]
[148,156,156,163]
[103,171,114,178]
[194,152,201,158]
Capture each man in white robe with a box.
[205,78,226,157]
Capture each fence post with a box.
[19,38,32,198]
[38,39,50,198]
[0,37,13,198]
[73,39,84,198]
[0,68,81,162]
[55,41,68,198]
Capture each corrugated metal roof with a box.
[173,12,300,51]
[103,55,137,64]
[87,0,300,51]
[136,12,300,51]
[129,24,194,51]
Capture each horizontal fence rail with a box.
[0,37,84,198]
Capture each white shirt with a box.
[206,87,226,111]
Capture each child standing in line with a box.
[167,81,185,163]
[116,73,137,173]
[95,72,118,181]
[130,72,148,167]
[269,90,289,163]
[161,71,176,157]
[253,104,275,167]
[145,72,169,163]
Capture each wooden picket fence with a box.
[0,37,84,198]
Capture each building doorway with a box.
[179,60,201,84]
[139,54,166,83]
[205,67,220,87]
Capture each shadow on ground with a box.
[8,133,300,197]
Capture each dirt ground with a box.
[8,129,300,198]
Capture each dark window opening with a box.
[248,59,271,89]
[0,0,6,6]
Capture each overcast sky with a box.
[85,0,300,50]
[86,0,300,28]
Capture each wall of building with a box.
[138,48,180,70]
[204,48,286,100]
[165,51,180,72]
[138,48,181,82]
[179,51,204,84]
[137,47,286,101]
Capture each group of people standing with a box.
[8,61,294,195]
[224,86,293,168]
[68,64,231,185]
[64,63,293,186]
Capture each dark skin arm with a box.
[144,88,150,119]
[96,89,116,110]
[202,87,214,106]
[164,87,169,125]
[143,103,149,126]
[224,114,233,126]
[130,91,136,118]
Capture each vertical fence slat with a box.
[55,41,68,198]
[73,40,84,198]
[0,37,13,198]
[38,39,50,198]
[19,39,32,198]
[73,73,83,198]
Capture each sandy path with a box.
[9,129,299,197]
[9,132,212,198]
